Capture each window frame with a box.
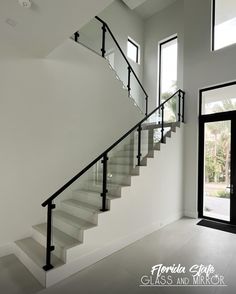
[211,0,216,51]
[127,38,139,64]
[198,80,236,224]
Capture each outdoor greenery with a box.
[204,99,235,198]
[161,88,178,122]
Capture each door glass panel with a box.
[203,120,231,221]
[202,84,236,115]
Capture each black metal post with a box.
[178,90,181,122]
[127,66,131,97]
[74,32,79,42]
[137,124,142,166]
[145,95,148,116]
[101,24,106,57]
[182,91,185,123]
[43,201,56,271]
[148,128,154,153]
[161,105,164,143]
[101,153,108,211]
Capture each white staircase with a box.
[14,121,182,287]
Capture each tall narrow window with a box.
[158,36,178,105]
[127,38,139,63]
[212,0,236,51]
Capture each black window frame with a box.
[158,36,178,107]
[127,38,139,64]
[198,80,236,224]
[211,0,216,51]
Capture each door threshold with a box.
[197,219,236,234]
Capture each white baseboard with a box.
[0,243,14,258]
[184,210,198,218]
[47,211,183,287]
[0,213,183,288]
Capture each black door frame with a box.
[198,81,236,224]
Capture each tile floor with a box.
[1,218,236,294]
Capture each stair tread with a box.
[62,199,101,212]
[15,237,63,268]
[54,210,96,230]
[33,223,80,249]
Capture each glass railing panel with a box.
[129,71,146,114]
[105,31,129,89]
[106,129,138,177]
[74,18,146,116]
[75,18,103,55]
[53,164,100,207]
[163,92,179,123]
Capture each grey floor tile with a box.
[0,254,43,294]
[2,218,236,294]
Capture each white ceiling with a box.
[0,0,113,57]
[122,0,177,19]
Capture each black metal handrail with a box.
[41,89,185,271]
[74,16,148,116]
[42,89,183,207]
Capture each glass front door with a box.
[199,115,236,224]
[199,82,236,224]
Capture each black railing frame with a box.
[74,16,149,116]
[42,200,55,271]
[42,16,185,270]
[41,89,185,271]
[100,153,108,212]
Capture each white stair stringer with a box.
[14,121,183,287]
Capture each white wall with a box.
[79,0,146,112]
[0,0,113,57]
[183,0,236,217]
[143,0,184,111]
[0,40,142,248]
[143,0,236,218]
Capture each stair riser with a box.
[72,192,104,208]
[126,136,169,149]
[109,157,134,165]
[61,203,98,224]
[106,165,139,175]
[32,229,65,262]
[154,144,161,151]
[53,217,83,242]
[113,150,136,157]
[95,174,131,186]
[14,244,46,287]
[123,143,151,150]
[83,185,122,197]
